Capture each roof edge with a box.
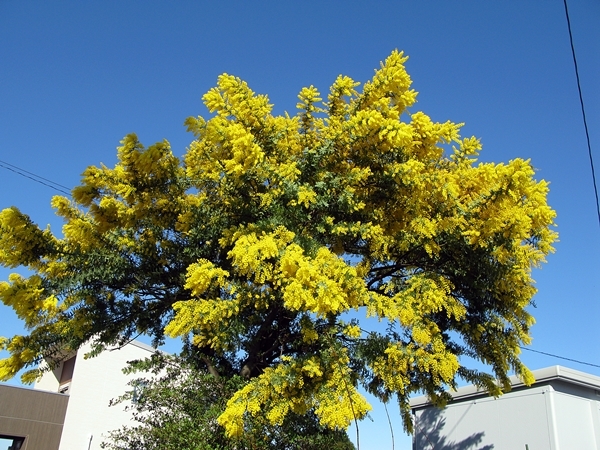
[409,365,600,409]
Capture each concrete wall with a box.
[550,380,600,450]
[412,381,600,449]
[57,341,155,450]
[35,351,76,393]
[413,385,554,449]
[0,384,68,450]
[33,340,157,450]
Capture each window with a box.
[132,380,148,404]
[59,355,76,394]
[0,435,25,450]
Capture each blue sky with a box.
[1,1,599,448]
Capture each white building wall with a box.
[35,340,156,450]
[35,350,76,393]
[552,389,600,449]
[413,385,556,449]
[412,367,600,450]
[35,360,64,392]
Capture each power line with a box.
[0,159,71,196]
[563,0,600,227]
[0,159,71,191]
[520,346,600,369]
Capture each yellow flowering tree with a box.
[0,51,556,435]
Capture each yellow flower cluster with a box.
[372,339,459,394]
[70,134,186,235]
[300,316,319,343]
[0,335,36,381]
[296,186,317,208]
[0,274,58,328]
[165,297,239,351]
[184,259,229,297]
[279,245,369,316]
[203,74,272,128]
[225,226,295,284]
[0,207,53,269]
[343,324,362,339]
[165,259,235,349]
[218,350,371,437]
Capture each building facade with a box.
[0,384,67,450]
[410,366,600,449]
[0,340,156,450]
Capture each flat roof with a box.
[0,382,69,397]
[409,365,600,409]
[127,339,161,353]
[103,337,165,354]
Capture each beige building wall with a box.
[0,384,68,450]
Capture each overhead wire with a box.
[520,346,600,369]
[563,0,600,226]
[0,159,72,196]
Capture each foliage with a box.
[101,351,355,450]
[0,51,556,434]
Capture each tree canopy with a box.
[0,50,556,435]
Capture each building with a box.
[0,384,67,450]
[410,365,600,449]
[6,357,600,449]
[0,340,156,450]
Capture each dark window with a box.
[59,355,77,393]
[59,356,76,383]
[0,435,25,450]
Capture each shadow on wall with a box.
[415,409,494,450]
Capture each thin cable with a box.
[520,346,600,369]
[0,159,72,191]
[563,0,600,226]
[383,401,395,450]
[0,159,71,196]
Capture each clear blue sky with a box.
[1,1,599,448]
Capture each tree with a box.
[0,51,556,436]
[101,351,356,450]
